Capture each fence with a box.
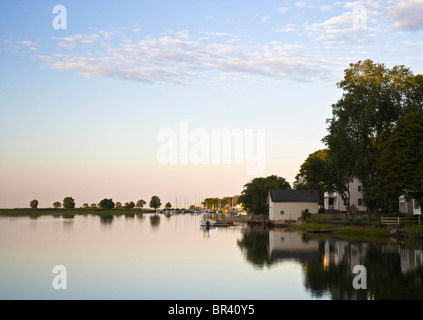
[381,216,421,226]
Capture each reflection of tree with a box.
[125,213,134,219]
[303,241,423,300]
[237,228,423,299]
[150,214,160,228]
[303,242,361,299]
[99,214,114,225]
[237,228,270,268]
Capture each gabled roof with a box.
[268,189,320,203]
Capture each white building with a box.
[268,189,320,221]
[323,179,367,213]
[399,195,421,215]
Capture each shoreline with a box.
[3,209,423,245]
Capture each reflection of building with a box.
[323,240,367,271]
[268,230,320,264]
[324,179,367,212]
[400,249,423,274]
[383,245,423,274]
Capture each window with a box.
[358,199,362,206]
[329,198,335,205]
[415,201,420,210]
[358,186,362,192]
[280,211,285,215]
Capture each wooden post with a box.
[398,216,400,226]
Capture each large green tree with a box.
[124,201,135,210]
[53,202,62,209]
[149,196,161,210]
[324,60,423,213]
[136,199,146,209]
[296,148,355,219]
[238,175,291,217]
[30,199,38,209]
[377,111,423,208]
[98,198,115,209]
[63,197,75,209]
[295,149,328,206]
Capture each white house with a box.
[324,178,367,213]
[399,195,421,215]
[268,189,320,221]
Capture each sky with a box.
[1,0,423,209]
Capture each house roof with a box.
[269,189,320,203]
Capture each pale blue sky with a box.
[1,0,423,208]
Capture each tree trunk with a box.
[345,202,352,221]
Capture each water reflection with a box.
[99,214,114,227]
[62,217,74,232]
[237,228,423,299]
[237,228,271,268]
[150,214,160,229]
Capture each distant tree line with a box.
[29,196,161,210]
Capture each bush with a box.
[301,209,312,221]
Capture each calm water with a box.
[1,213,422,300]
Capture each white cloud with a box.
[277,6,288,13]
[385,0,423,31]
[404,41,423,46]
[261,16,270,23]
[272,24,296,33]
[306,5,382,45]
[20,40,38,47]
[39,31,334,86]
[52,31,117,50]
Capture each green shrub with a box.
[301,209,312,221]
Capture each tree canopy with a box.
[323,59,423,213]
[136,199,146,209]
[98,198,115,209]
[238,175,291,217]
[149,196,161,210]
[296,148,355,218]
[124,201,135,210]
[377,111,423,206]
[63,197,75,209]
[30,199,38,209]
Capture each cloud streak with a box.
[38,31,334,86]
[385,0,423,31]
